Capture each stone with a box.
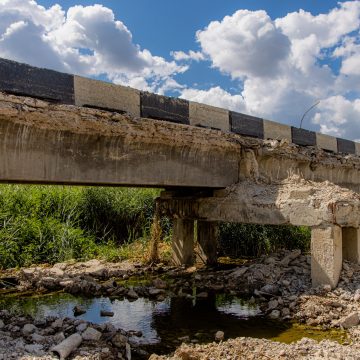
[268,300,278,310]
[73,306,86,316]
[53,332,66,343]
[127,289,139,300]
[215,331,224,341]
[24,344,44,356]
[76,323,88,332]
[269,310,281,319]
[153,278,167,289]
[82,327,102,341]
[51,318,63,329]
[230,267,248,278]
[337,312,359,329]
[31,333,45,343]
[260,284,279,296]
[281,308,290,317]
[280,250,301,266]
[112,333,128,348]
[125,342,131,360]
[0,320,4,329]
[22,324,37,336]
[196,292,208,299]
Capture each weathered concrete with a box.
[311,225,342,289]
[0,93,239,188]
[74,76,140,116]
[316,133,338,153]
[197,221,218,266]
[342,227,360,263]
[172,219,194,266]
[189,102,229,132]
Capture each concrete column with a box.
[197,221,218,266]
[171,219,194,266]
[342,227,360,263]
[311,225,342,289]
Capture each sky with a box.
[1,0,360,140]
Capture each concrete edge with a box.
[0,57,358,155]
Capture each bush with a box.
[219,223,310,258]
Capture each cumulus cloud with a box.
[0,0,187,91]
[171,50,205,62]
[181,87,246,112]
[181,1,360,140]
[196,10,291,78]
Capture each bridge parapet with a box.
[0,57,359,156]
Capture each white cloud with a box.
[0,0,187,92]
[196,10,291,78]
[181,87,246,113]
[171,50,205,62]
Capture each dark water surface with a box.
[0,292,347,355]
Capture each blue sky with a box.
[1,0,360,139]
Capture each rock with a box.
[196,292,208,299]
[0,320,4,329]
[265,257,276,265]
[31,333,45,343]
[76,323,88,332]
[125,342,131,360]
[178,336,190,342]
[84,265,107,279]
[268,299,278,310]
[269,310,281,319]
[53,332,66,343]
[22,324,37,336]
[282,280,290,287]
[260,284,279,296]
[51,318,63,329]
[215,331,224,341]
[281,308,291,317]
[230,267,248,278]
[112,333,128,348]
[148,288,164,297]
[100,310,114,317]
[280,250,301,266]
[73,306,86,316]
[127,289,139,300]
[354,289,360,301]
[153,278,167,289]
[24,344,44,356]
[337,312,359,329]
[82,327,102,341]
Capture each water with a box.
[0,292,347,356]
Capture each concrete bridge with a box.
[1,57,360,289]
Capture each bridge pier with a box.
[311,225,342,289]
[197,221,218,266]
[171,219,195,266]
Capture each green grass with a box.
[0,184,311,270]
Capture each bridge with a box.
[1,57,360,289]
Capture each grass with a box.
[0,184,310,270]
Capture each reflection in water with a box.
[0,292,347,355]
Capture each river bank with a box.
[1,250,360,359]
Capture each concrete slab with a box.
[230,112,264,138]
[189,102,229,132]
[342,227,360,263]
[311,225,342,289]
[316,133,337,152]
[263,119,292,141]
[74,76,140,116]
[356,142,360,156]
[337,138,356,154]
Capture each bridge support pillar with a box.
[342,227,360,263]
[311,225,342,289]
[197,221,218,266]
[171,219,195,266]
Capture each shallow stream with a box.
[0,291,347,356]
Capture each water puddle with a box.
[0,292,347,356]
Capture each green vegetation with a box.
[219,223,310,258]
[0,185,160,269]
[0,184,311,270]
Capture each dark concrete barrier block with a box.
[291,127,316,146]
[0,58,74,104]
[337,137,355,154]
[230,112,264,138]
[140,92,189,124]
